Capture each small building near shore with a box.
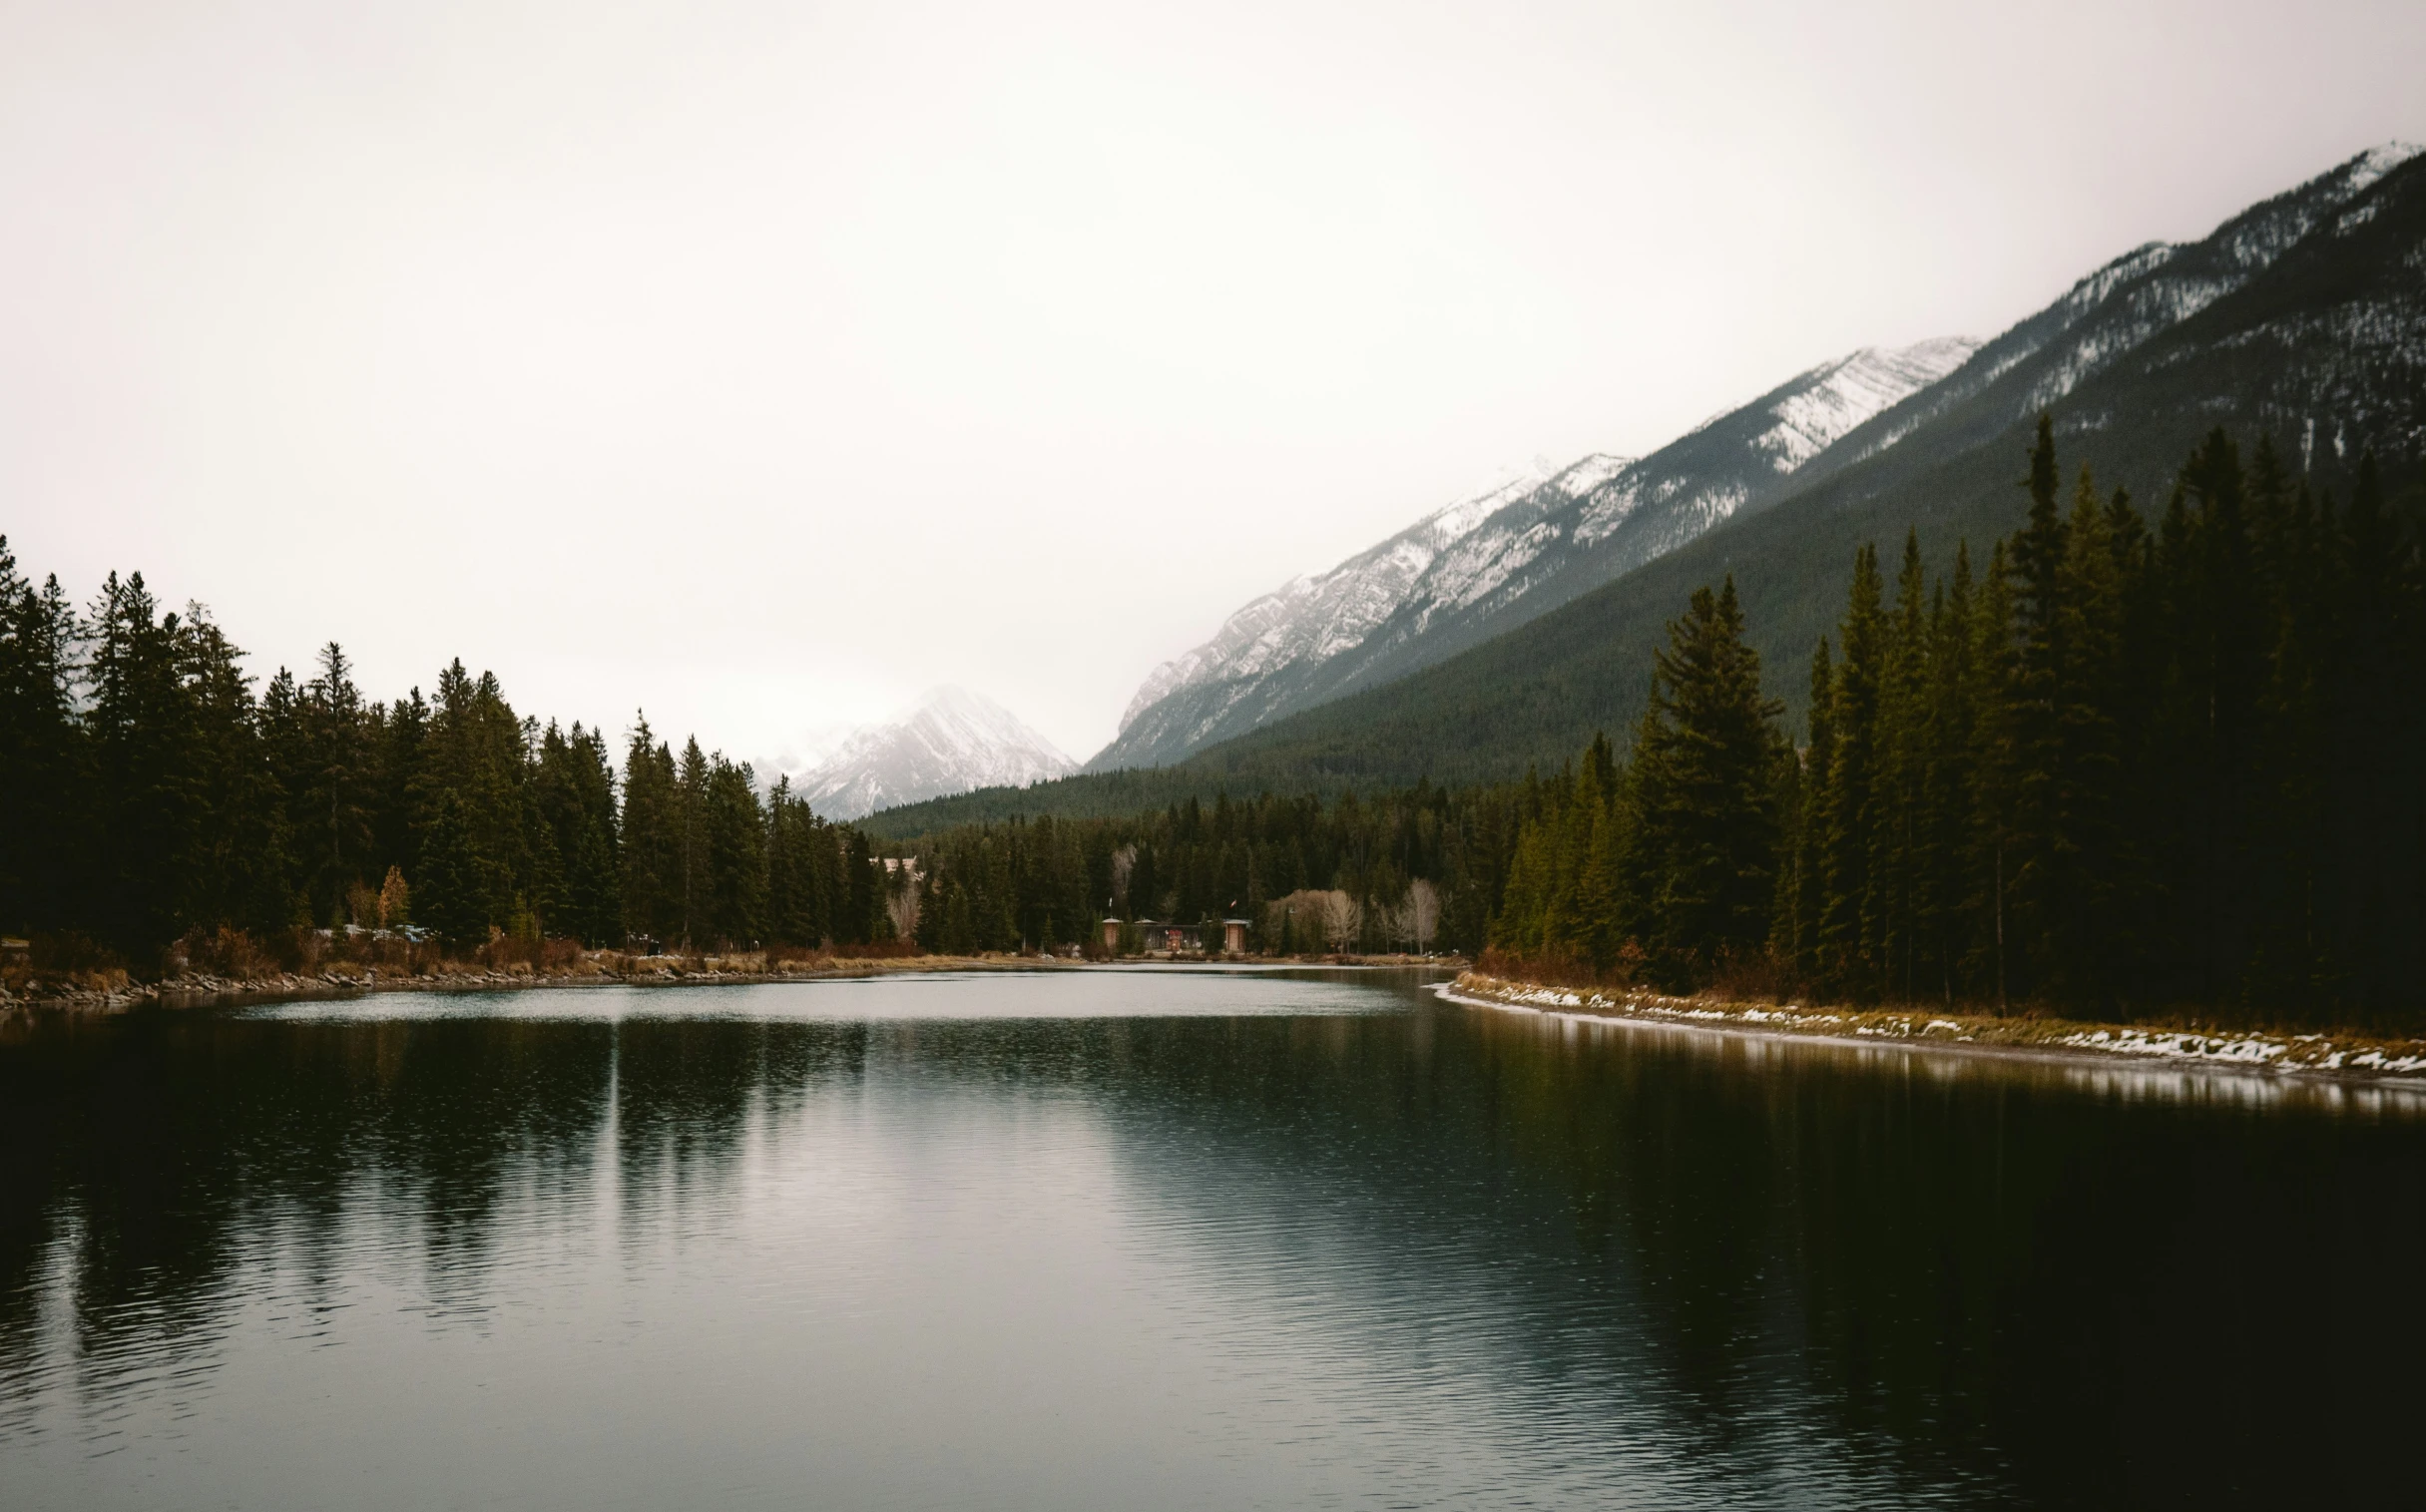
[1128,920,1204,954]
[1223,919,1249,955]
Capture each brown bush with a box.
[1474,946,1623,990]
[1698,948,1793,1004]
[474,934,584,970]
[174,926,446,980]
[181,927,277,980]
[835,939,925,959]
[1477,944,1794,1005]
[31,931,125,975]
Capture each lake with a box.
[3,967,2423,1509]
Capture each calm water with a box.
[4,968,2424,1510]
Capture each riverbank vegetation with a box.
[893,422,2425,1031]
[1485,421,2423,1030]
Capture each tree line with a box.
[9,419,2421,1022]
[1493,420,2425,1026]
[898,788,1510,956]
[0,555,892,961]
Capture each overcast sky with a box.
[7,0,2424,765]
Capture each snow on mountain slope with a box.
[1811,143,2426,480]
[1087,337,1976,772]
[1759,339,1983,470]
[1113,464,1567,734]
[802,687,1076,820]
[1093,146,2426,778]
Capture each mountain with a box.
[800,687,1075,820]
[1091,338,1977,770]
[1136,140,2426,787]
[866,142,2426,834]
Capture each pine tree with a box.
[1922,547,1979,1003]
[0,542,86,936]
[2005,417,2070,1000]
[1782,638,1834,979]
[2045,465,2129,1005]
[764,778,831,948]
[2324,451,2426,1014]
[294,643,375,925]
[703,755,766,947]
[414,793,488,947]
[1544,755,1612,965]
[1822,545,1886,993]
[619,718,680,948]
[86,572,199,955]
[675,738,709,947]
[1625,577,1781,986]
[1969,541,2021,1012]
[1872,531,1931,1000]
[2154,430,2265,1003]
[176,608,292,935]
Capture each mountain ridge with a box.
[867,142,2426,835]
[1089,334,1978,771]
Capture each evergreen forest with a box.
[5,420,2422,1028]
[0,570,894,963]
[898,420,2426,1027]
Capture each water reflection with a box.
[1,971,2421,1509]
[1478,998,2426,1117]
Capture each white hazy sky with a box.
[7,0,2425,766]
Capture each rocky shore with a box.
[0,951,1081,1015]
[1445,971,2426,1084]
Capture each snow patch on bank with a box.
[1442,974,2426,1088]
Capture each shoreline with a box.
[1,952,1079,1016]
[1442,972,2426,1089]
[0,952,1459,1017]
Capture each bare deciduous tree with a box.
[1320,890,1363,954]
[884,859,921,941]
[1376,898,1410,952]
[1406,878,1440,954]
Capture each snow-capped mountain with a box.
[1109,460,1599,736]
[1797,142,2425,485]
[802,687,1076,820]
[1089,337,1977,771]
[1138,141,2426,795]
[1092,142,2426,780]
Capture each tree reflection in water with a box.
[1,974,2421,1509]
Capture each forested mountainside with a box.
[1092,338,1975,771]
[879,142,2426,825]
[882,420,2426,1024]
[1170,143,2426,789]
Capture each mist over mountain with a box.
[801,687,1075,820]
[1091,337,1978,770]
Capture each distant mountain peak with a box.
[802,686,1074,820]
[2344,141,2423,194]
